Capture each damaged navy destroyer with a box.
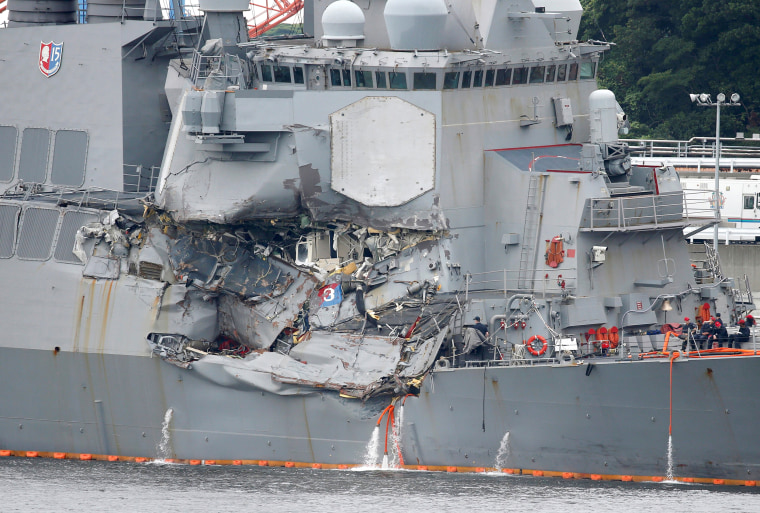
[1,0,759,482]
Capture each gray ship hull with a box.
[405,357,760,480]
[0,346,386,463]
[2,0,760,486]
[2,342,759,481]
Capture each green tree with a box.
[580,0,759,140]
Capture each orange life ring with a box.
[526,335,548,356]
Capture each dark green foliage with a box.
[580,0,759,139]
[261,23,304,37]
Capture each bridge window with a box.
[261,64,273,82]
[529,66,545,83]
[330,69,342,86]
[568,63,579,80]
[389,71,407,90]
[413,72,436,90]
[274,65,291,83]
[461,70,471,88]
[443,72,460,89]
[473,69,483,87]
[512,67,528,85]
[375,71,387,89]
[355,70,373,88]
[545,65,556,82]
[293,66,305,84]
[495,68,511,86]
[580,62,596,80]
[485,69,495,87]
[556,64,567,82]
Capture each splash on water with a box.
[494,431,510,470]
[155,408,174,461]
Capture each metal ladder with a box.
[517,174,545,289]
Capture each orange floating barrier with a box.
[79,454,92,461]
[475,467,485,473]
[502,468,514,474]
[204,460,216,465]
[107,455,119,462]
[562,472,573,479]
[745,481,756,487]
[189,459,201,465]
[533,470,544,477]
[591,474,601,481]
[621,475,633,482]
[681,477,694,483]
[0,450,10,457]
[285,461,295,468]
[311,463,322,469]
[651,476,663,482]
[337,464,348,469]
[714,479,725,485]
[135,457,148,463]
[258,460,269,466]
[446,466,457,473]
[233,460,243,466]
[165,459,177,464]
[417,465,428,471]
[26,451,38,458]
[54,452,66,459]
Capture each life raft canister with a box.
[699,302,711,324]
[596,326,609,350]
[608,326,620,349]
[544,236,564,268]
[526,335,548,356]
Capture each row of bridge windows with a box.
[259,61,596,90]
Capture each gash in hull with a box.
[0,0,757,482]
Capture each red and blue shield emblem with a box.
[39,41,63,77]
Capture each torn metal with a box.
[79,208,456,400]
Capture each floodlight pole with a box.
[689,93,741,257]
[714,98,721,254]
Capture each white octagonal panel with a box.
[330,96,435,207]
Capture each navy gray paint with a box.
[0,0,757,480]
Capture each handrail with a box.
[584,190,714,231]
[622,138,760,160]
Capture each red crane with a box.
[248,0,304,38]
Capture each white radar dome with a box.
[322,0,365,47]
[384,0,448,51]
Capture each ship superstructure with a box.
[0,0,758,482]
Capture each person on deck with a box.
[713,314,728,348]
[473,316,489,338]
[680,317,697,351]
[728,319,750,349]
[693,319,714,350]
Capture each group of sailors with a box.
[679,313,755,351]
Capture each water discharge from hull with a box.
[362,426,381,468]
[387,405,404,469]
[156,408,174,461]
[666,434,674,482]
[495,431,510,470]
